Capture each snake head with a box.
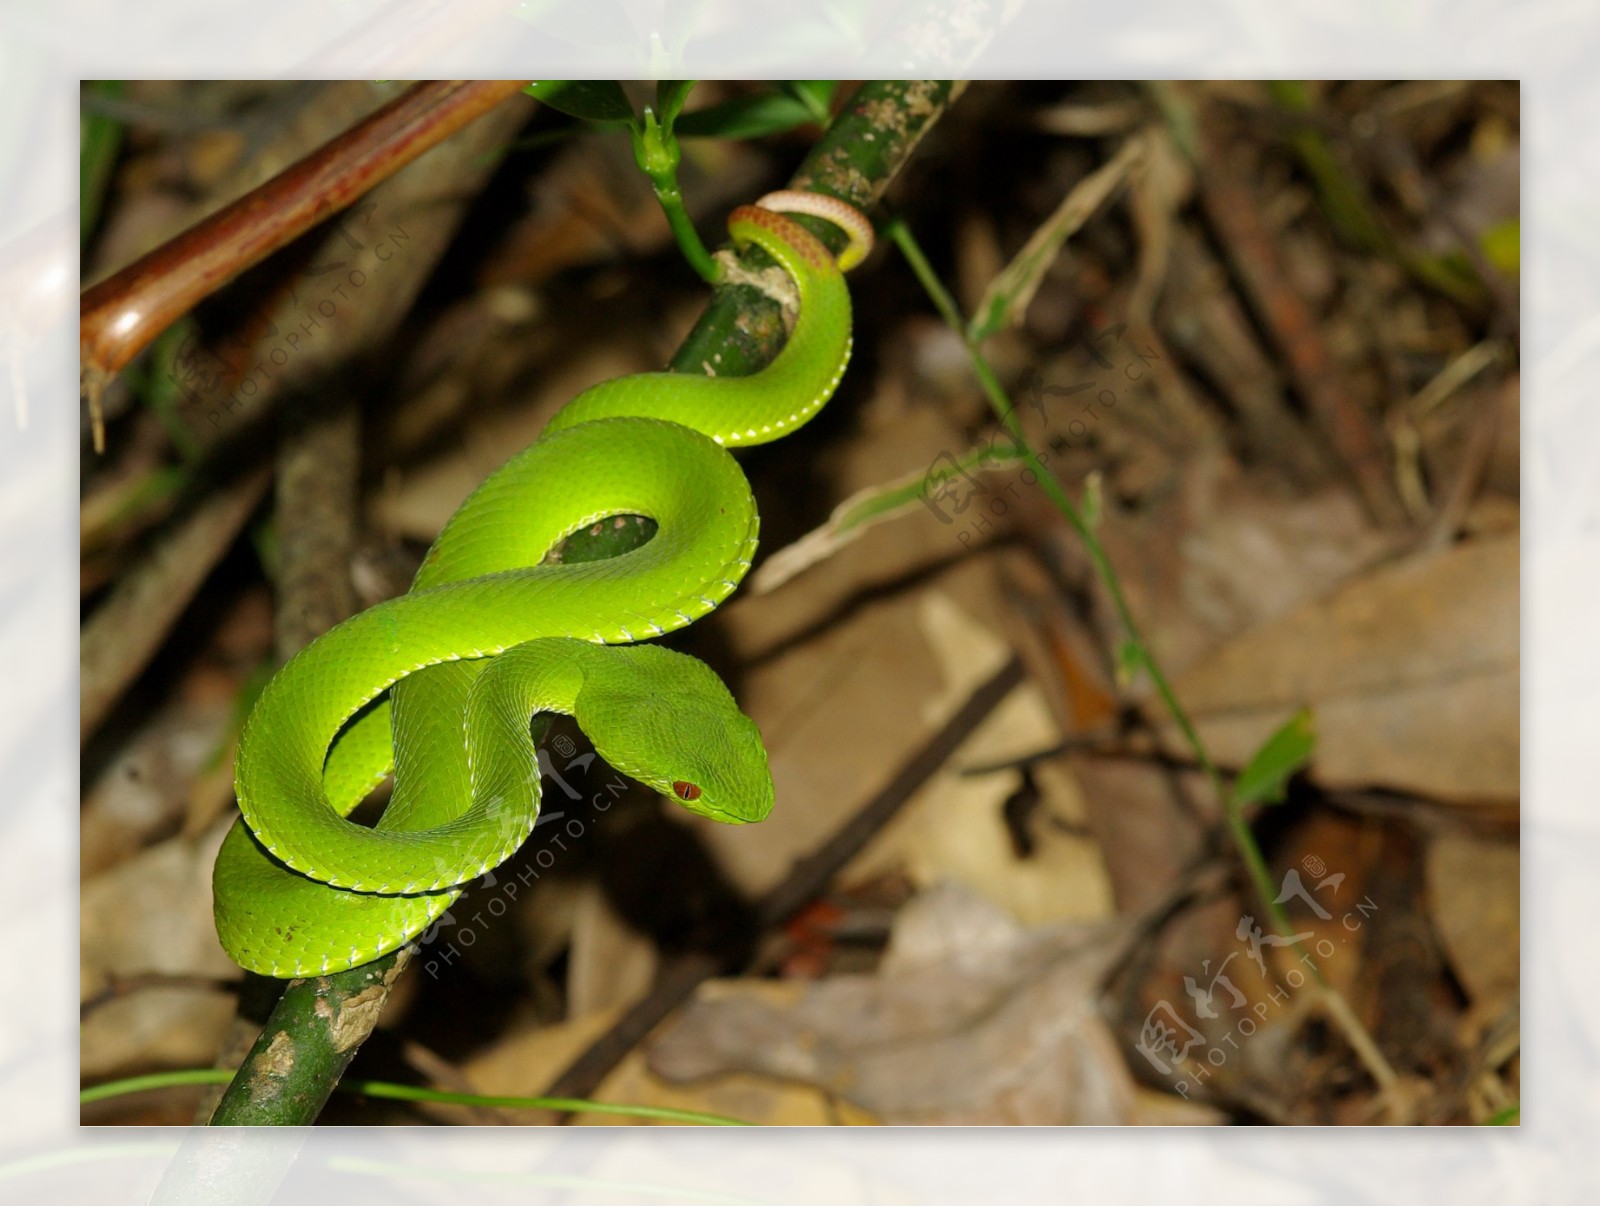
[651,708,774,825]
[576,645,775,825]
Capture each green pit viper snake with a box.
[213,191,873,977]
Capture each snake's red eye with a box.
[672,781,702,802]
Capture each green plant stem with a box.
[656,180,718,283]
[889,216,1237,798]
[632,105,719,283]
[83,1069,231,1104]
[82,1069,746,1125]
[345,1083,746,1125]
[887,216,1402,1103]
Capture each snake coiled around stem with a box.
[212,191,873,977]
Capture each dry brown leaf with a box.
[81,988,237,1084]
[844,595,1115,926]
[649,883,1141,1124]
[82,693,240,877]
[80,817,239,1079]
[80,816,237,989]
[1164,535,1518,802]
[1426,832,1519,1015]
[1091,460,1403,682]
[435,1004,850,1126]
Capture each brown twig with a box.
[273,401,361,655]
[1159,224,1330,486]
[194,394,364,1124]
[1420,373,1512,552]
[80,79,529,450]
[79,465,272,743]
[1194,122,1404,527]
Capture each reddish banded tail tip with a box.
[753,191,874,270]
[729,206,832,270]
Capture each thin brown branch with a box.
[1194,122,1405,527]
[1420,373,1512,553]
[79,465,271,743]
[193,395,363,1125]
[79,79,529,449]
[273,401,361,657]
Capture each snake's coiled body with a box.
[213,195,871,977]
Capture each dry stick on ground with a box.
[1193,122,1405,529]
[80,465,271,741]
[1420,372,1512,552]
[80,79,530,451]
[208,78,963,1128]
[272,403,362,657]
[1158,223,1331,487]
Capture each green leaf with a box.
[523,81,635,125]
[1480,218,1519,275]
[676,91,819,140]
[785,80,840,124]
[968,137,1144,342]
[655,80,697,131]
[1230,709,1316,808]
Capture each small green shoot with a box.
[1230,708,1317,809]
